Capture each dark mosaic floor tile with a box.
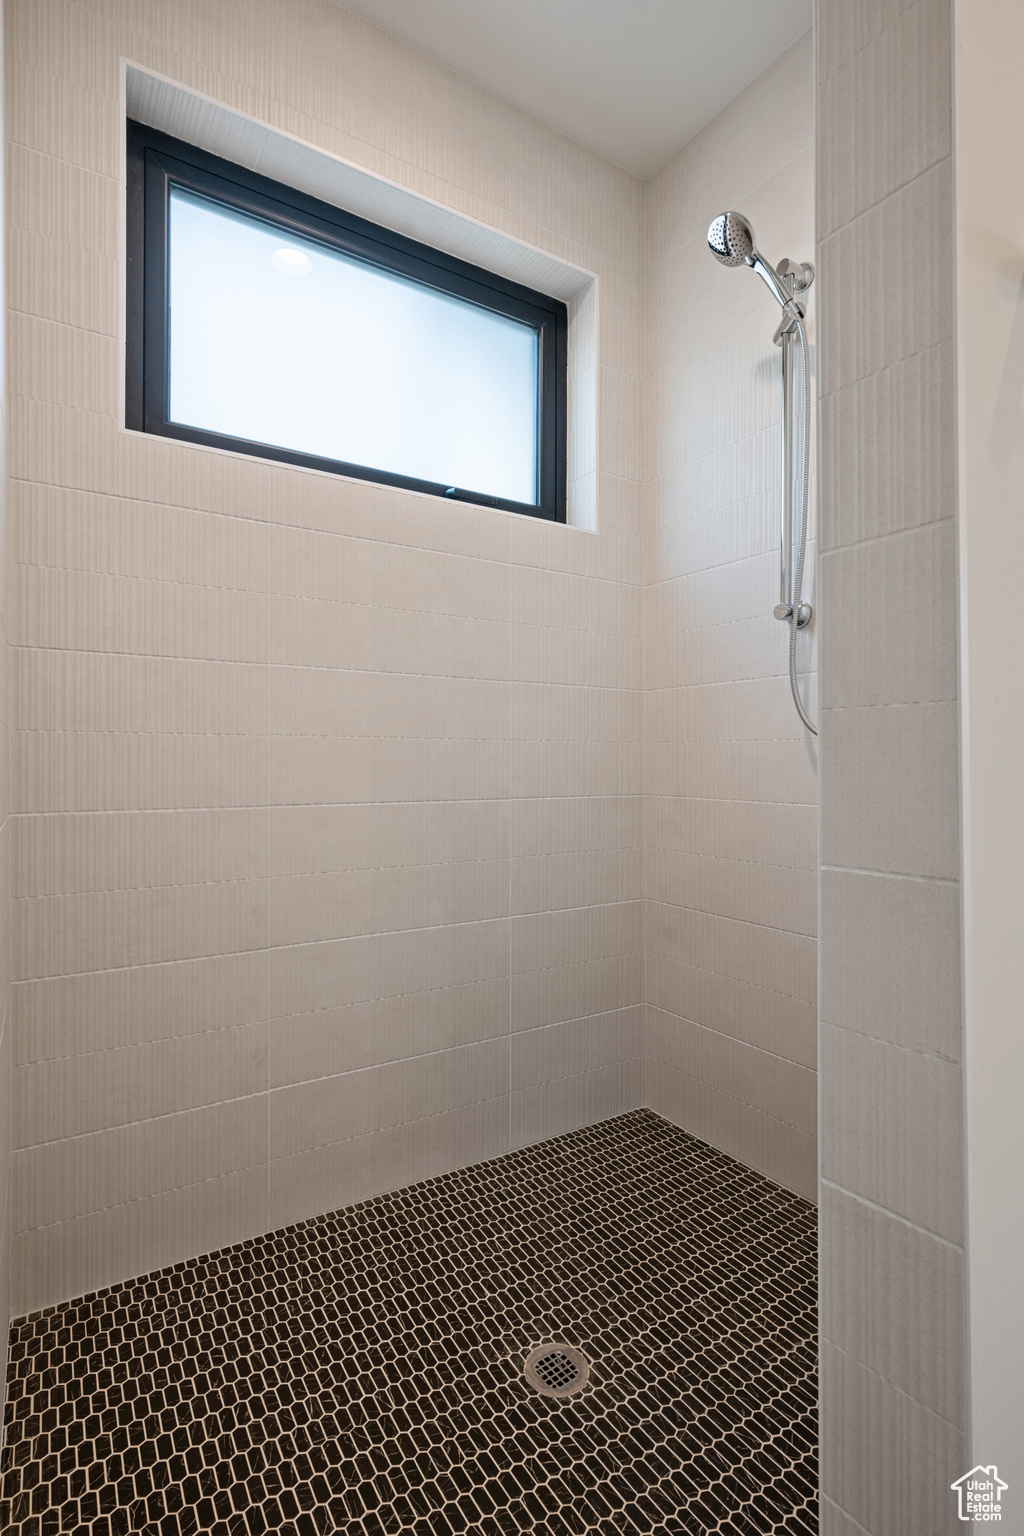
[4,1110,817,1533]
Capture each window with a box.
[126,122,568,520]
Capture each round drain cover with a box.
[523,1343,591,1398]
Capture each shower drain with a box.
[523,1343,591,1398]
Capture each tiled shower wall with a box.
[6,0,645,1316]
[815,0,968,1530]
[642,35,818,1202]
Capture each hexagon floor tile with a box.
[1,1109,818,1534]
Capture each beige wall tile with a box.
[511,796,642,857]
[270,666,509,743]
[511,846,642,916]
[7,231,117,334]
[820,1182,966,1428]
[820,1023,964,1242]
[8,142,116,252]
[268,978,509,1089]
[13,1022,268,1144]
[13,809,268,898]
[818,160,953,398]
[10,313,119,416]
[820,869,961,1061]
[821,521,957,707]
[643,1058,817,1202]
[268,1101,509,1232]
[13,878,269,979]
[270,801,508,877]
[268,920,509,1020]
[819,341,955,553]
[645,951,816,1071]
[646,796,817,871]
[14,729,271,814]
[268,1039,506,1160]
[12,1164,269,1317]
[268,862,508,947]
[268,734,509,807]
[511,901,643,975]
[269,592,510,679]
[12,1094,267,1229]
[270,522,510,622]
[820,701,959,879]
[12,481,270,587]
[647,1009,816,1135]
[646,848,816,937]
[511,1059,641,1150]
[820,1340,967,1536]
[12,951,269,1063]
[10,564,269,662]
[647,902,817,1003]
[817,0,952,239]
[510,1007,642,1092]
[13,648,268,735]
[512,953,643,1033]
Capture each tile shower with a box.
[0,2,823,1532]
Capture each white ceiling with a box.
[336,0,812,178]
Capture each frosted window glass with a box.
[168,189,540,504]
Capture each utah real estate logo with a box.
[951,1466,1008,1522]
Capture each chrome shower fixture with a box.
[707,211,817,737]
[707,211,812,313]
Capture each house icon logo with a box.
[951,1465,1008,1522]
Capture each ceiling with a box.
[336,0,812,178]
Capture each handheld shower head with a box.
[707,211,754,267]
[707,210,797,312]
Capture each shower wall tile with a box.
[643,35,817,1200]
[820,1342,966,1536]
[7,0,645,1312]
[817,159,954,398]
[267,1100,510,1232]
[820,701,959,880]
[12,1165,270,1322]
[646,952,816,1071]
[268,980,510,1090]
[11,1093,268,1231]
[267,1040,508,1162]
[646,795,817,870]
[510,1006,642,1092]
[12,877,270,978]
[820,1022,964,1242]
[510,1057,641,1150]
[13,1022,268,1145]
[647,1009,817,1137]
[11,951,270,1064]
[820,1182,966,1427]
[820,521,957,706]
[646,846,817,937]
[819,868,961,1061]
[819,341,955,552]
[817,0,965,1498]
[817,0,952,238]
[642,1058,817,1204]
[13,809,267,897]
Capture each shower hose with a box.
[789,312,817,738]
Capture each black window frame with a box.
[126,120,567,522]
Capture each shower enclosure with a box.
[0,4,821,1534]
